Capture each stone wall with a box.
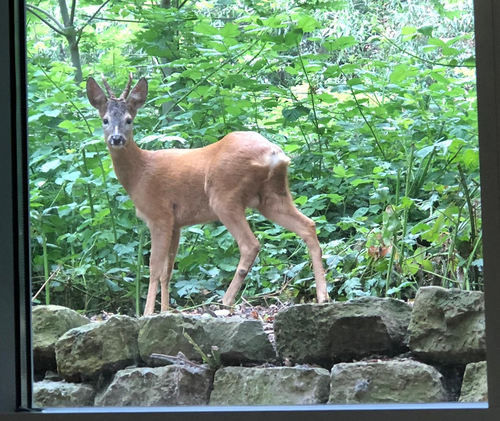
[32,286,488,407]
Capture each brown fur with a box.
[86,76,328,315]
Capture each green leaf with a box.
[40,159,61,173]
[422,259,434,272]
[401,26,417,35]
[317,92,337,103]
[114,243,134,256]
[297,15,321,33]
[178,254,196,271]
[187,227,204,235]
[295,196,308,206]
[417,25,434,37]
[390,64,408,83]
[333,166,355,178]
[193,23,218,36]
[400,196,414,209]
[55,170,81,185]
[428,37,446,47]
[44,109,60,117]
[351,178,372,186]
[225,105,241,116]
[220,23,240,38]
[323,36,357,51]
[346,77,363,87]
[326,194,344,204]
[442,46,460,56]
[106,279,122,292]
[210,226,227,237]
[284,28,303,46]
[385,213,401,233]
[219,262,237,272]
[353,207,368,219]
[282,105,310,121]
[95,208,111,220]
[430,72,450,84]
[371,187,390,204]
[415,145,435,159]
[263,16,284,28]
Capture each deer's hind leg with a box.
[257,163,328,303]
[206,163,271,306]
[216,206,261,306]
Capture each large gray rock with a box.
[274,298,411,366]
[408,287,485,364]
[459,361,488,402]
[55,315,140,382]
[32,305,89,374]
[33,380,95,408]
[329,360,449,404]
[95,365,213,406]
[210,366,330,405]
[139,313,275,366]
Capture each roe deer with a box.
[86,74,328,315]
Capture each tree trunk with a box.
[59,0,83,83]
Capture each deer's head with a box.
[86,74,148,148]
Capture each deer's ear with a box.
[86,77,107,115]
[127,77,148,114]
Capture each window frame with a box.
[1,0,499,419]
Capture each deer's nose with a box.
[109,134,125,147]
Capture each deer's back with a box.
[133,131,289,227]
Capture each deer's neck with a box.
[108,139,147,196]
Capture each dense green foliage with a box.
[28,0,479,315]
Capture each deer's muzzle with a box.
[109,134,126,147]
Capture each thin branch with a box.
[152,56,168,79]
[166,38,262,113]
[28,9,67,36]
[297,45,324,176]
[340,69,387,160]
[29,53,94,135]
[297,48,321,134]
[80,16,143,24]
[77,0,113,44]
[235,41,268,75]
[26,5,66,36]
[58,0,71,27]
[70,0,77,25]
[377,31,475,69]
[26,4,65,31]
[150,352,208,370]
[32,267,61,302]
[458,164,477,247]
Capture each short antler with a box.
[119,73,134,100]
[101,74,116,99]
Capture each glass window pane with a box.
[0,0,494,416]
[26,0,486,410]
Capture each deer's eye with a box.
[126,118,133,125]
[103,118,109,125]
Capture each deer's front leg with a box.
[161,227,180,312]
[144,222,179,316]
